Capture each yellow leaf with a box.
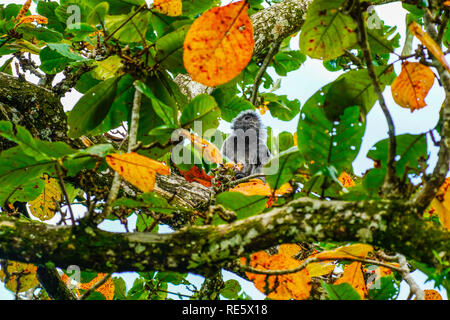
[306,261,335,277]
[106,152,170,192]
[29,174,62,221]
[92,55,124,80]
[0,261,38,293]
[334,262,367,299]
[183,1,254,86]
[153,0,182,17]
[391,62,435,111]
[315,243,373,261]
[409,21,450,72]
[430,177,450,230]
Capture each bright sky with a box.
[0,0,447,300]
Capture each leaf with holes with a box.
[367,133,427,178]
[299,0,357,60]
[297,103,365,176]
[28,174,62,221]
[324,66,395,121]
[153,0,182,17]
[183,1,254,86]
[391,62,435,112]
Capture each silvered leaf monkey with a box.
[221,110,271,180]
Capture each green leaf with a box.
[215,192,267,221]
[135,80,177,125]
[263,93,301,121]
[277,131,294,153]
[180,94,220,137]
[89,74,134,135]
[182,0,217,17]
[324,66,395,121]
[37,1,66,33]
[105,9,148,43]
[156,272,187,285]
[368,275,398,300]
[220,279,241,299]
[68,76,120,138]
[155,24,190,74]
[65,23,98,41]
[322,282,361,300]
[0,57,13,74]
[16,25,63,43]
[39,47,72,74]
[46,43,86,61]
[264,147,304,190]
[367,134,427,178]
[113,192,183,214]
[272,50,306,76]
[0,146,54,205]
[87,2,110,26]
[113,277,127,300]
[297,93,365,175]
[300,0,358,60]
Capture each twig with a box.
[238,255,403,276]
[128,88,142,151]
[96,88,142,224]
[55,165,76,226]
[80,273,112,300]
[353,0,397,195]
[379,252,425,300]
[250,40,282,106]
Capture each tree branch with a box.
[0,198,448,274]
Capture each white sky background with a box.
[0,0,448,300]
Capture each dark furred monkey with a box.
[221,110,271,179]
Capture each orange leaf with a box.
[153,0,182,17]
[278,244,302,257]
[179,129,223,164]
[423,289,443,300]
[231,179,272,197]
[178,165,213,187]
[430,177,450,230]
[409,21,450,72]
[106,152,170,192]
[338,171,355,188]
[15,0,32,21]
[334,262,367,299]
[16,15,48,26]
[243,251,312,300]
[445,1,450,7]
[183,1,254,87]
[391,62,435,111]
[61,273,115,300]
[315,243,373,261]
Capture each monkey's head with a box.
[231,110,263,132]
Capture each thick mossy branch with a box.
[0,198,448,274]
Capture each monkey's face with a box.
[233,112,261,132]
